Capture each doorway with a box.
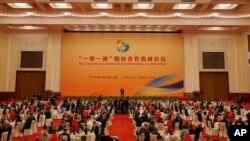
[200,72,229,101]
[15,71,45,100]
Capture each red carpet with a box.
[109,114,136,141]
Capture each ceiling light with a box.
[213,4,238,10]
[63,12,71,16]
[198,26,238,31]
[49,3,72,9]
[175,13,182,16]
[211,13,219,16]
[25,12,34,16]
[6,25,47,30]
[7,3,32,9]
[100,12,108,16]
[133,3,154,9]
[138,13,145,16]
[165,26,179,32]
[91,3,113,9]
[173,4,196,10]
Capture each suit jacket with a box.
[23,117,33,129]
[91,125,99,136]
[45,110,51,119]
[59,132,71,141]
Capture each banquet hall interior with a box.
[0,0,250,141]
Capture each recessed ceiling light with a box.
[7,3,32,9]
[6,25,47,30]
[105,25,110,28]
[138,13,145,16]
[136,25,141,28]
[49,3,72,9]
[100,12,108,16]
[125,25,130,28]
[156,25,162,28]
[173,4,196,10]
[25,12,34,16]
[146,25,151,28]
[211,13,219,16]
[91,3,113,9]
[175,13,182,16]
[133,3,154,9]
[63,12,71,16]
[198,26,238,31]
[213,4,238,10]
[115,25,120,28]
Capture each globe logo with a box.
[116,40,129,53]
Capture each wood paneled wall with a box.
[200,72,229,101]
[15,71,45,100]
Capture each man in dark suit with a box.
[120,87,125,96]
[194,124,203,141]
[45,108,51,119]
[91,121,99,141]
[22,113,35,132]
[59,128,71,141]
[2,122,12,141]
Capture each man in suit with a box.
[45,108,52,120]
[120,87,125,96]
[91,121,99,141]
[22,113,35,132]
[59,128,71,141]
[3,122,12,141]
[194,124,203,141]
[180,124,189,141]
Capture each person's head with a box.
[51,121,54,126]
[182,124,188,129]
[43,125,47,130]
[138,133,145,141]
[58,134,63,140]
[157,135,163,141]
[239,117,242,121]
[81,136,86,141]
[35,138,41,141]
[93,121,96,126]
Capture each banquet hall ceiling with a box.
[0,0,250,32]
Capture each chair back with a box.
[219,122,226,132]
[208,121,212,128]
[1,132,8,141]
[169,135,178,141]
[16,122,24,130]
[150,134,158,141]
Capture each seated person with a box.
[59,128,70,141]
[235,117,245,125]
